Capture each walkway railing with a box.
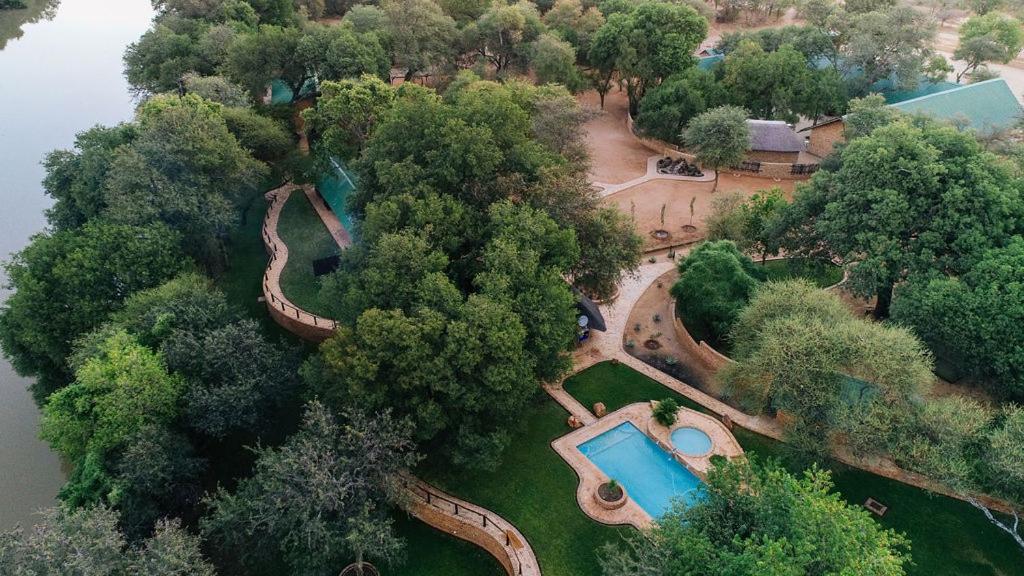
[261,186,339,340]
[403,476,541,576]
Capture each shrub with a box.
[653,398,679,426]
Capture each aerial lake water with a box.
[0,0,154,530]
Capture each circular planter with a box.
[651,229,672,240]
[643,339,662,350]
[679,224,698,233]
[594,482,627,510]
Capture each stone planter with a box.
[594,482,628,510]
[340,562,379,576]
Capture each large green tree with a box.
[721,280,935,453]
[600,458,911,576]
[774,119,1022,317]
[0,506,215,575]
[892,238,1024,400]
[954,13,1024,82]
[683,105,750,191]
[587,0,708,112]
[634,68,726,144]
[381,0,458,80]
[0,222,184,398]
[201,402,417,575]
[670,240,765,349]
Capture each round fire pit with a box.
[643,339,662,350]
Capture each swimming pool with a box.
[578,422,704,518]
[671,427,712,456]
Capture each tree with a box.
[181,72,250,106]
[543,0,605,61]
[0,222,184,399]
[600,458,911,576]
[302,75,397,160]
[721,280,935,452]
[670,240,765,348]
[201,402,417,575]
[531,32,583,90]
[0,506,215,575]
[775,119,1022,318]
[683,105,750,191]
[224,23,388,102]
[892,238,1024,400]
[103,94,269,269]
[382,0,458,80]
[41,331,183,462]
[469,0,546,75]
[165,319,299,438]
[842,93,898,140]
[721,41,837,122]
[705,188,787,261]
[954,13,1024,82]
[634,68,726,145]
[837,5,937,92]
[587,1,708,112]
[42,124,138,231]
[219,106,293,162]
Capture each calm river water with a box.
[0,0,154,530]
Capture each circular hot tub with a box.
[671,427,713,457]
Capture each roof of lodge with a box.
[747,120,806,153]
[889,78,1023,134]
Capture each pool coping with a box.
[550,402,743,530]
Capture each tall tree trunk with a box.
[874,282,893,319]
[711,169,719,193]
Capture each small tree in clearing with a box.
[683,106,750,192]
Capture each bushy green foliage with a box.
[722,280,935,452]
[0,222,185,397]
[652,398,679,426]
[892,238,1024,400]
[301,74,397,161]
[774,119,1022,317]
[202,402,418,575]
[42,331,183,461]
[683,105,750,190]
[0,506,215,575]
[587,0,708,112]
[671,240,765,348]
[634,68,725,144]
[954,13,1024,82]
[599,458,912,576]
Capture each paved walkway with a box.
[404,476,541,576]
[261,184,342,341]
[593,155,716,197]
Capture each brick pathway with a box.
[404,476,541,576]
[261,184,342,341]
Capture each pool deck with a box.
[551,402,744,529]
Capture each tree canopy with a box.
[600,458,912,576]
[773,119,1022,317]
[670,240,765,349]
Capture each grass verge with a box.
[563,361,1023,576]
[419,399,630,576]
[276,191,338,317]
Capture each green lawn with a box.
[390,513,505,576]
[757,257,844,288]
[418,400,630,576]
[563,362,1023,576]
[276,191,339,317]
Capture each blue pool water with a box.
[578,422,704,518]
[670,427,712,456]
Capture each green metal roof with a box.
[874,80,960,104]
[890,78,1023,134]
